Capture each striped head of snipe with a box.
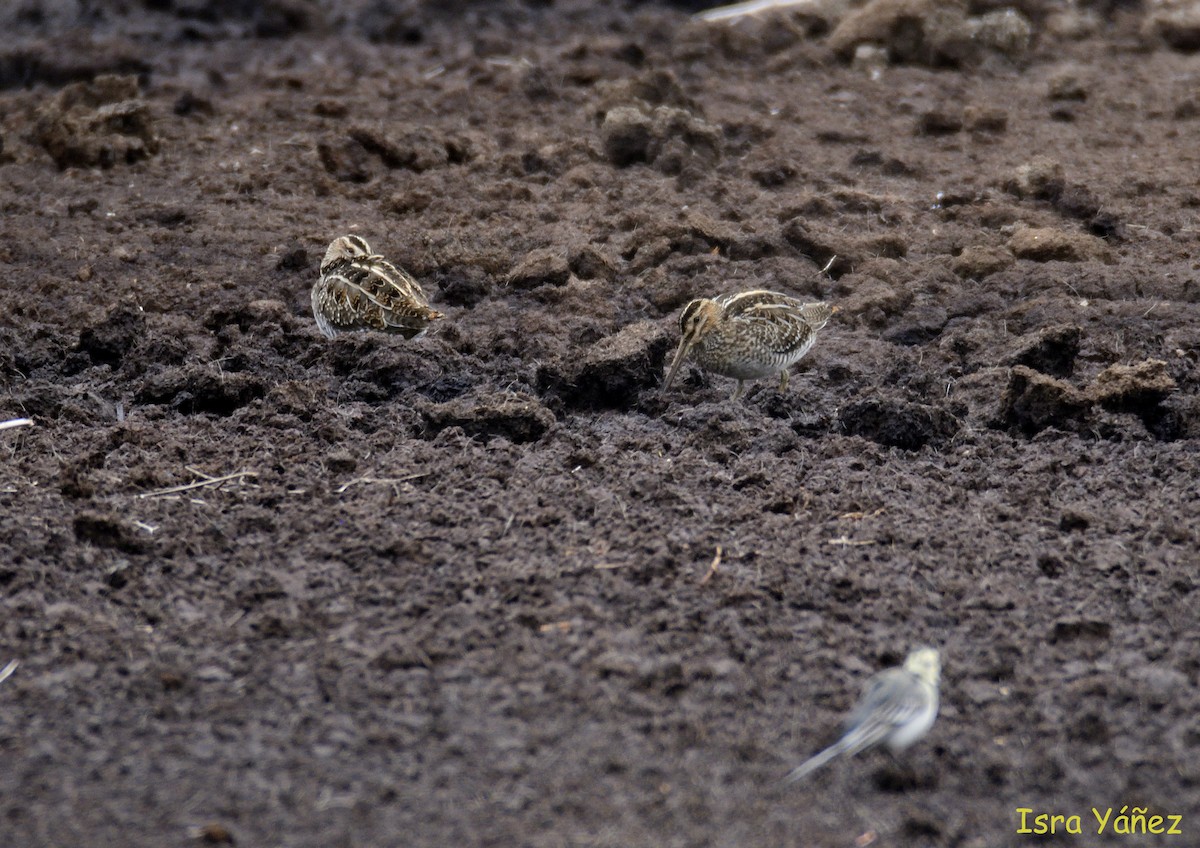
[663,298,723,393]
[320,234,375,274]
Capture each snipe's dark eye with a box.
[679,300,701,331]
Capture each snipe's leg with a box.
[779,370,790,392]
[730,380,745,401]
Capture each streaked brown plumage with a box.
[311,235,443,339]
[663,290,837,400]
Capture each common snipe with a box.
[311,235,443,339]
[663,290,837,400]
[783,647,940,785]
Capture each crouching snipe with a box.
[663,290,837,400]
[312,235,443,340]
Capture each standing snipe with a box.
[663,290,837,400]
[311,235,443,339]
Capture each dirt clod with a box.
[73,511,147,554]
[197,823,235,845]
[998,365,1091,433]
[828,0,974,66]
[32,74,159,168]
[136,366,267,415]
[1142,3,1200,52]
[421,391,555,443]
[348,124,452,172]
[507,249,571,289]
[838,396,957,449]
[1007,225,1112,263]
[600,103,722,174]
[75,303,145,367]
[782,219,906,277]
[968,9,1032,60]
[1051,619,1113,643]
[1087,359,1177,411]
[952,245,1013,279]
[568,245,618,281]
[600,106,653,167]
[1046,67,1089,102]
[1006,156,1066,200]
[1002,324,1081,378]
[316,135,375,182]
[915,107,963,136]
[538,320,672,410]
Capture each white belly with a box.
[887,696,938,751]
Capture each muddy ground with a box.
[1,0,1199,845]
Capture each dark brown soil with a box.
[2,1,1199,845]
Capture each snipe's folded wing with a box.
[715,289,804,318]
[323,261,430,328]
[354,259,431,304]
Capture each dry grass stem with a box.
[699,546,723,585]
[334,473,430,494]
[826,536,878,547]
[136,470,258,499]
[839,508,886,521]
[695,0,816,22]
